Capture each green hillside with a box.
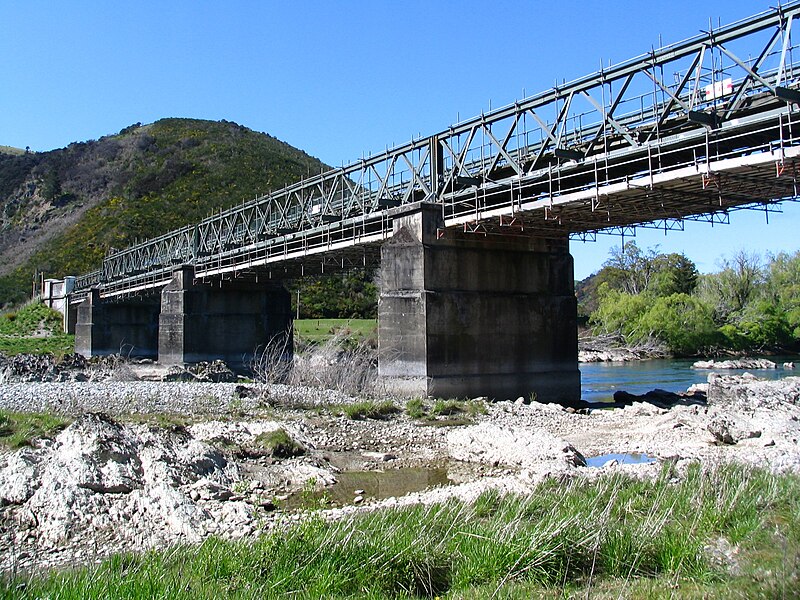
[0,119,326,305]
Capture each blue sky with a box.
[2,0,798,279]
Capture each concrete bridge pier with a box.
[378,205,580,403]
[158,266,292,370]
[75,289,161,359]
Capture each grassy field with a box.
[3,463,798,598]
[0,334,74,356]
[0,317,372,358]
[293,318,377,343]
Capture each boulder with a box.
[707,416,761,445]
[612,388,705,408]
[447,423,585,468]
[692,358,776,370]
[707,374,800,409]
[0,449,41,504]
[48,413,144,494]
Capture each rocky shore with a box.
[1,355,799,575]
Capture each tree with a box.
[638,293,718,355]
[41,169,62,201]
[651,253,699,296]
[290,269,378,319]
[589,284,651,344]
[601,241,661,295]
[762,250,800,343]
[698,250,764,323]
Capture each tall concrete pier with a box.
[378,206,579,402]
[74,266,292,370]
[158,266,292,369]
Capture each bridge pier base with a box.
[75,289,161,359]
[378,205,580,403]
[158,266,292,370]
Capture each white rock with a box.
[447,423,585,468]
[0,449,41,504]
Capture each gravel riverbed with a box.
[1,366,799,575]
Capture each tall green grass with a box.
[4,463,798,598]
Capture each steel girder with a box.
[80,2,800,296]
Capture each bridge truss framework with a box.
[75,2,800,299]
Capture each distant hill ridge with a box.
[0,118,327,306]
[0,146,26,156]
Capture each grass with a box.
[406,398,488,426]
[0,300,74,356]
[293,319,377,344]
[0,145,25,156]
[405,398,427,419]
[0,410,70,448]
[341,400,399,420]
[252,428,305,458]
[0,334,74,356]
[4,463,798,598]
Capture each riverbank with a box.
[0,356,799,590]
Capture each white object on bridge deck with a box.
[705,78,733,101]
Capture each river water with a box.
[580,355,799,404]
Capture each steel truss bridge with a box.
[76,3,800,299]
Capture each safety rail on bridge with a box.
[73,2,800,300]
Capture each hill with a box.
[0,146,26,156]
[0,119,326,306]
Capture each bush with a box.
[406,398,427,419]
[253,328,381,397]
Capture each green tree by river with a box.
[582,242,800,356]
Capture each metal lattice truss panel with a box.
[82,3,800,298]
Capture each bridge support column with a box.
[158,266,292,369]
[378,205,580,403]
[75,289,161,358]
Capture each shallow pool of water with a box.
[287,467,453,509]
[585,452,657,468]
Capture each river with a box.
[580,355,799,404]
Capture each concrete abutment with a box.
[378,205,580,403]
[74,289,160,359]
